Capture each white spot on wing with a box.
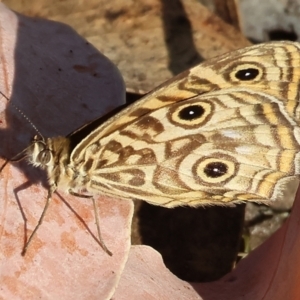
[235,145,251,154]
[221,129,241,139]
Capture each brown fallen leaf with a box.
[3,0,251,93]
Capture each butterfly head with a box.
[27,135,53,169]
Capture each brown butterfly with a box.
[3,41,300,254]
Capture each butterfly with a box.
[3,41,300,254]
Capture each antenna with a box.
[0,90,44,137]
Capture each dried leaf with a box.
[3,0,251,93]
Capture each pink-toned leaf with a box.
[113,185,300,299]
[114,245,202,299]
[0,3,133,299]
[192,185,300,299]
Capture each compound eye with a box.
[37,149,51,164]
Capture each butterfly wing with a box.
[68,87,300,207]
[68,41,300,207]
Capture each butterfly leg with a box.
[68,190,112,256]
[22,184,56,255]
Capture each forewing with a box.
[71,41,300,162]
